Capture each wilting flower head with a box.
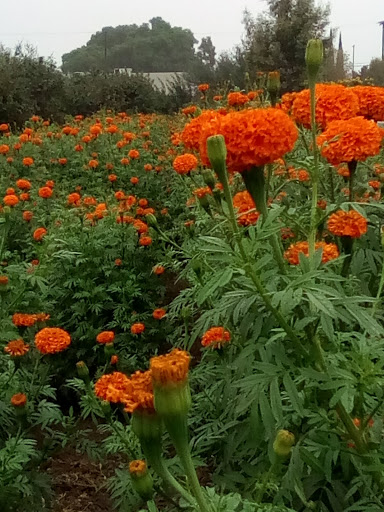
[233,191,259,226]
[292,84,359,129]
[201,327,231,348]
[4,339,30,357]
[284,241,340,265]
[327,209,367,238]
[35,327,71,354]
[199,108,298,173]
[317,117,383,165]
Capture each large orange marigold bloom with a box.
[327,210,367,238]
[284,241,340,265]
[94,372,131,403]
[181,109,223,150]
[201,327,231,348]
[4,339,30,357]
[317,117,383,165]
[35,327,71,354]
[199,108,298,173]
[16,179,31,190]
[292,84,359,129]
[233,191,260,226]
[3,194,19,207]
[38,186,53,199]
[172,153,198,174]
[150,348,190,386]
[352,85,384,121]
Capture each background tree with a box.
[62,18,198,73]
[360,58,384,85]
[197,37,216,68]
[242,0,330,91]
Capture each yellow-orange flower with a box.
[94,372,131,403]
[317,117,383,165]
[35,327,71,354]
[150,348,190,386]
[327,209,367,238]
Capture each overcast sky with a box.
[0,0,383,70]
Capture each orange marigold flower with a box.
[193,187,212,198]
[67,192,81,206]
[130,177,139,185]
[123,131,136,141]
[288,168,310,182]
[11,393,27,407]
[352,85,384,121]
[129,460,147,476]
[292,84,359,129]
[58,158,67,165]
[153,308,166,320]
[150,348,190,386]
[128,149,140,159]
[173,153,198,174]
[138,198,148,207]
[181,109,223,150]
[35,327,71,354]
[227,91,249,107]
[22,210,33,221]
[38,186,53,199]
[144,164,153,171]
[139,235,152,246]
[153,265,165,275]
[3,194,19,207]
[96,331,115,344]
[0,123,9,132]
[94,372,131,403]
[284,241,340,265]
[317,117,383,165]
[75,144,83,152]
[109,174,118,182]
[4,339,29,357]
[88,159,99,169]
[0,144,9,154]
[0,275,8,286]
[33,227,47,241]
[16,179,31,190]
[20,192,29,201]
[123,370,154,413]
[199,108,298,173]
[115,258,122,266]
[90,124,102,136]
[233,191,259,226]
[182,105,197,116]
[12,313,38,327]
[327,209,368,238]
[111,355,119,365]
[198,83,209,92]
[369,180,381,190]
[131,323,145,335]
[22,157,34,167]
[201,327,231,348]
[46,180,55,188]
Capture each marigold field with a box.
[4,48,384,512]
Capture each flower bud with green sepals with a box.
[306,39,324,84]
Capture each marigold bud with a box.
[202,169,216,189]
[100,400,112,419]
[129,460,154,500]
[145,213,158,228]
[273,429,295,457]
[206,135,227,182]
[76,361,90,383]
[306,39,324,83]
[267,71,281,106]
[104,342,115,358]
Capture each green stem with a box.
[164,416,210,512]
[308,79,319,265]
[372,251,384,316]
[255,456,280,503]
[221,168,308,359]
[328,166,335,203]
[141,439,196,507]
[348,161,357,204]
[242,168,286,275]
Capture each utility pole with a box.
[104,29,107,73]
[379,21,384,60]
[352,44,355,76]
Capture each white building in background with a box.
[113,68,187,94]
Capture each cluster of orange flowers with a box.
[12,312,50,327]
